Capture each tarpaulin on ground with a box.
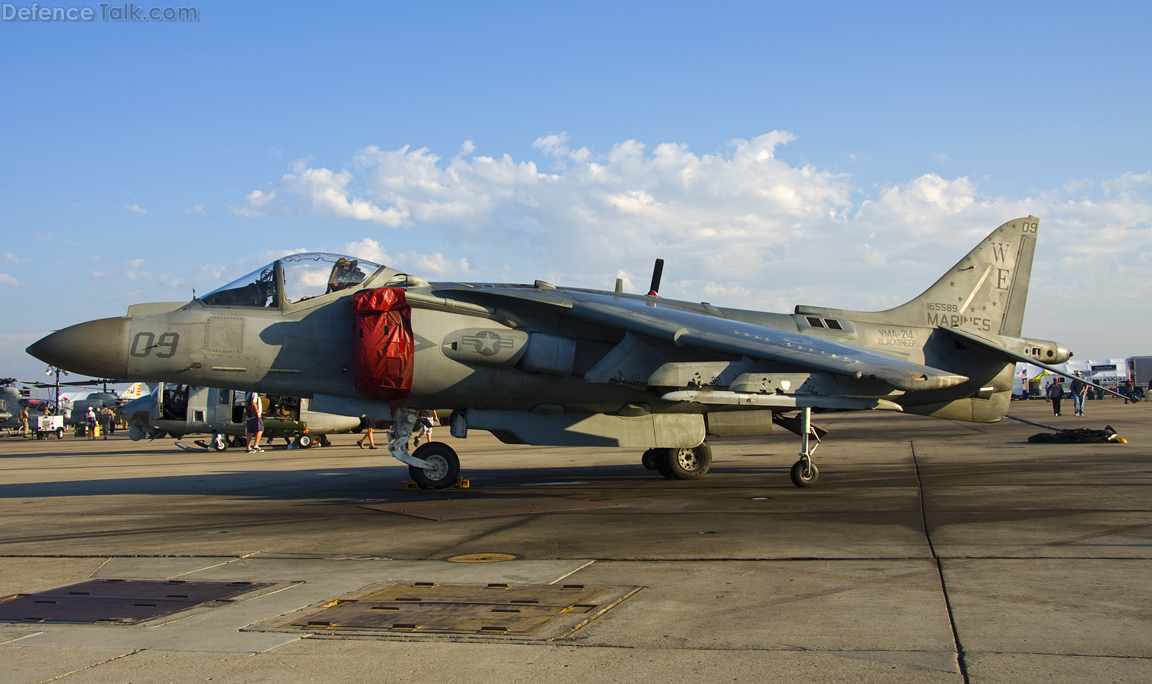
[350,288,413,405]
[1028,426,1126,443]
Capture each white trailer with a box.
[35,415,64,439]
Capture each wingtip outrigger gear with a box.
[790,406,821,487]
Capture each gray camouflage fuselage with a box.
[28,217,1072,451]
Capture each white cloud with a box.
[340,238,469,278]
[0,273,19,286]
[37,233,82,247]
[125,203,147,214]
[341,237,389,264]
[232,163,407,225]
[185,205,205,215]
[231,189,277,217]
[91,259,186,293]
[2,252,24,263]
[234,133,1152,358]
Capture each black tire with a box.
[298,434,313,448]
[650,449,674,478]
[408,442,460,489]
[790,460,820,487]
[319,434,331,447]
[663,443,712,480]
[56,428,64,439]
[641,448,660,470]
[211,433,228,452]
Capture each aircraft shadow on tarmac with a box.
[1,461,810,501]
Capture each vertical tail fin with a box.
[798,217,1039,335]
[896,216,1037,336]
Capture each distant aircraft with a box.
[30,218,1107,488]
[120,383,361,450]
[0,377,99,434]
[0,381,20,432]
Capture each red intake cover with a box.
[350,287,413,406]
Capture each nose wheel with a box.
[790,407,821,488]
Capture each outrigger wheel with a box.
[409,442,461,489]
[790,406,821,488]
[790,458,819,487]
[651,442,713,480]
[211,433,228,452]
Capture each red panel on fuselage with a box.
[351,288,413,406]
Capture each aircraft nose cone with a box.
[27,317,129,378]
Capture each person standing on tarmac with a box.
[1046,378,1065,416]
[85,407,98,439]
[245,392,264,453]
[414,409,436,447]
[98,405,114,440]
[17,406,29,438]
[357,420,378,449]
[1071,374,1088,417]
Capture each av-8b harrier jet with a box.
[29,217,1090,489]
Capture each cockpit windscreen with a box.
[199,253,383,307]
[281,253,381,302]
[200,264,277,307]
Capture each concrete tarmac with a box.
[1,399,1150,683]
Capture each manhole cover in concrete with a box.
[283,582,637,637]
[0,579,272,624]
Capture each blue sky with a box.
[2,1,1150,383]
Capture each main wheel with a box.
[408,442,460,489]
[663,443,713,480]
[641,448,661,471]
[319,434,331,447]
[790,459,820,487]
[650,450,674,478]
[211,433,228,452]
[297,434,313,448]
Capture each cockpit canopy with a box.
[199,253,389,307]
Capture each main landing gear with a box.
[789,406,820,487]
[637,410,821,487]
[642,442,713,480]
[386,407,461,489]
[408,442,461,489]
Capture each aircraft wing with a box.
[436,286,968,392]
